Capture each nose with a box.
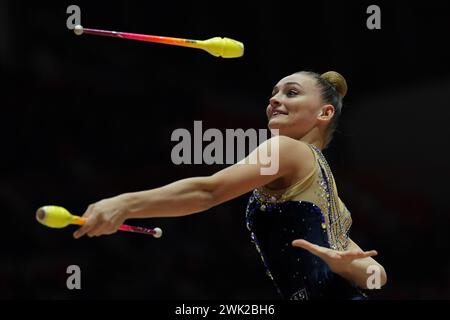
[269,94,281,108]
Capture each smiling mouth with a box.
[271,111,288,118]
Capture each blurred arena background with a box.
[1,0,450,299]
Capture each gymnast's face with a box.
[267,73,324,139]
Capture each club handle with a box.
[71,215,161,237]
[117,224,154,235]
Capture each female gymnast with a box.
[73,70,387,300]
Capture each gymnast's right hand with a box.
[73,195,129,239]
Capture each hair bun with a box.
[320,71,348,98]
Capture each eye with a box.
[286,89,299,97]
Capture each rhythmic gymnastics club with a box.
[36,205,162,238]
[73,25,244,58]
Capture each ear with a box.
[317,104,335,121]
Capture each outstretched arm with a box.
[292,238,387,289]
[73,137,314,238]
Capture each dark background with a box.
[1,0,450,299]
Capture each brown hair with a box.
[297,70,348,148]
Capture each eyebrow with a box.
[272,82,304,93]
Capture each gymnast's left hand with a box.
[73,195,129,239]
[292,239,378,274]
